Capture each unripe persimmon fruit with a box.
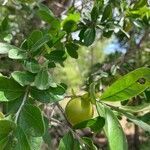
[65,97,94,126]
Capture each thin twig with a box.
[15,86,30,124]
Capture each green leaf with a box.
[29,136,43,150]
[11,71,35,86]
[0,120,16,135]
[0,91,8,102]
[24,60,40,73]
[14,126,31,150]
[66,42,79,59]
[48,83,67,95]
[100,67,150,101]
[42,117,51,147]
[84,28,96,46]
[91,6,99,21]
[1,16,9,31]
[133,0,148,9]
[117,108,150,132]
[28,30,43,47]
[38,4,55,23]
[96,103,128,150]
[34,68,56,90]
[138,113,150,125]
[18,104,45,137]
[49,19,61,34]
[5,97,23,114]
[82,137,97,150]
[73,116,105,133]
[0,76,24,101]
[30,34,51,52]
[101,4,112,22]
[144,89,150,102]
[30,87,64,103]
[0,42,21,54]
[0,120,16,149]
[58,132,80,150]
[121,103,150,113]
[8,49,27,60]
[45,50,67,63]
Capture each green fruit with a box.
[65,97,94,126]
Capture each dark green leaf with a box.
[0,120,16,149]
[144,89,150,102]
[0,76,24,101]
[48,61,56,68]
[11,71,35,86]
[74,116,105,133]
[133,0,148,9]
[84,28,96,46]
[18,104,45,137]
[58,132,81,150]
[82,137,97,150]
[14,126,31,150]
[66,42,79,59]
[91,6,99,21]
[0,120,16,135]
[45,50,67,62]
[30,87,64,103]
[138,113,150,125]
[34,68,56,90]
[42,117,51,147]
[96,103,128,150]
[28,30,43,46]
[100,67,150,101]
[5,97,23,114]
[30,34,51,52]
[101,4,112,22]
[1,16,9,31]
[49,84,66,95]
[38,4,54,23]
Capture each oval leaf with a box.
[11,71,35,86]
[84,28,96,46]
[0,76,25,101]
[14,126,31,150]
[58,132,80,150]
[30,87,64,103]
[34,69,56,90]
[96,103,128,150]
[100,67,150,101]
[73,116,105,133]
[18,104,45,137]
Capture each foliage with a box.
[0,0,150,149]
